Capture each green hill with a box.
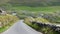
[8,0,60,6]
[0,0,60,6]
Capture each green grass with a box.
[8,6,60,13]
[1,4,59,13]
[0,25,9,33]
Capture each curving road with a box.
[2,20,43,34]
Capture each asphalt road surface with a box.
[2,20,43,34]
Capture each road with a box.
[2,20,43,34]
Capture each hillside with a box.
[0,0,60,6]
[8,0,60,6]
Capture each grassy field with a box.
[6,6,60,13]
[0,4,60,13]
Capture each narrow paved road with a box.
[2,20,43,34]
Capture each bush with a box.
[24,17,60,34]
[0,14,19,33]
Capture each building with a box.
[0,9,7,15]
[12,12,17,16]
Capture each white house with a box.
[0,9,7,15]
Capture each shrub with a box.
[0,14,19,33]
